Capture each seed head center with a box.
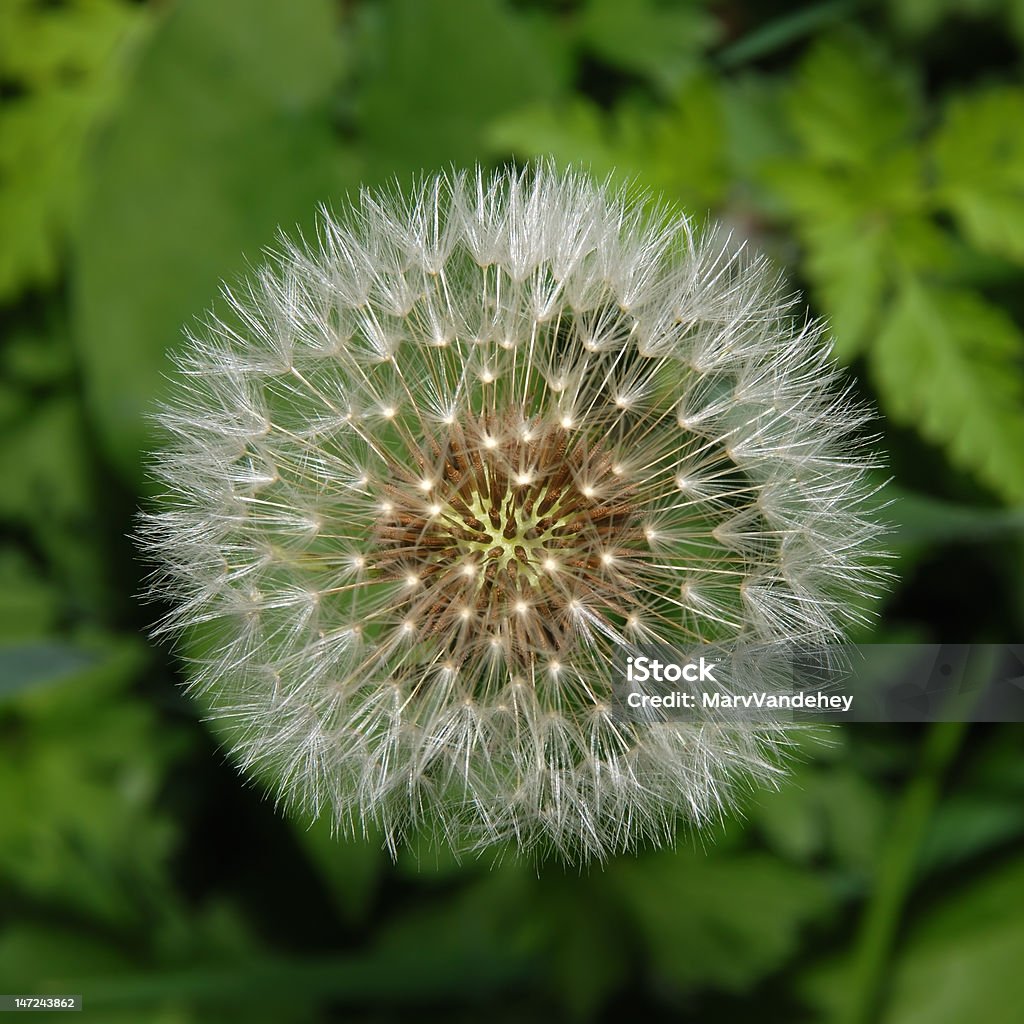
[451,487,572,582]
[373,412,646,663]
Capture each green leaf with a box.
[635,77,728,206]
[761,34,937,358]
[491,76,727,208]
[785,32,917,168]
[872,279,1024,504]
[889,487,1024,546]
[0,640,184,927]
[577,0,718,93]
[781,173,892,361]
[0,395,111,611]
[886,0,1024,47]
[884,859,1024,1024]
[48,867,533,1012]
[762,149,937,359]
[0,0,147,301]
[721,75,791,196]
[1013,0,1024,44]
[489,98,625,180]
[934,87,1024,264]
[72,0,355,482]
[0,920,309,1023]
[918,796,1024,874]
[751,755,886,874]
[0,549,62,642]
[2,320,75,385]
[355,0,571,180]
[535,879,627,1019]
[290,815,383,925]
[883,0,969,35]
[0,397,91,520]
[0,927,128,1001]
[610,849,832,995]
[0,633,145,704]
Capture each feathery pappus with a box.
[139,163,889,862]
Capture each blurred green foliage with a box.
[1,0,1023,1021]
[0,0,146,299]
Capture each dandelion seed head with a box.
[139,163,889,863]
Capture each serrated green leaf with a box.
[760,34,936,358]
[762,149,936,359]
[785,32,917,167]
[639,76,728,205]
[490,76,726,208]
[72,0,356,482]
[872,280,1024,503]
[934,87,1024,263]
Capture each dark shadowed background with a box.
[2,0,1023,1020]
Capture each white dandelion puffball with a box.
[141,163,887,862]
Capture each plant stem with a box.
[843,718,966,1024]
[843,649,995,1024]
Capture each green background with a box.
[2,0,1024,1020]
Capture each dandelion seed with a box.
[139,163,889,863]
